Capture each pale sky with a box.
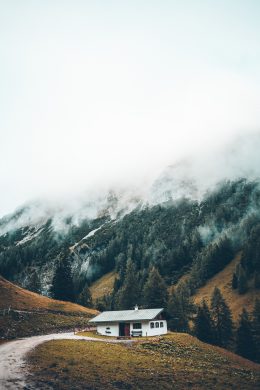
[1,0,260,217]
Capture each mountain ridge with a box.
[1,134,260,321]
[0,177,259,310]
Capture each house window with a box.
[155,322,159,328]
[133,323,142,329]
[150,322,154,329]
[160,322,164,328]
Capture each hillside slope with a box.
[0,276,97,315]
[193,254,260,320]
[90,271,117,301]
[0,178,259,319]
[26,332,260,389]
[0,276,98,339]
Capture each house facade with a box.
[89,306,167,337]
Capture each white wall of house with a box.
[96,320,167,337]
[131,320,167,337]
[97,323,119,336]
[147,320,167,336]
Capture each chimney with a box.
[134,305,138,311]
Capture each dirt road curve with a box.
[0,333,133,390]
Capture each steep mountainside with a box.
[1,129,260,319]
[0,177,260,310]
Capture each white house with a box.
[89,306,167,337]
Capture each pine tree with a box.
[167,290,189,332]
[236,308,256,361]
[167,283,194,332]
[232,273,238,290]
[254,272,260,289]
[194,300,214,343]
[252,299,260,362]
[29,270,41,293]
[116,259,140,309]
[237,266,248,294]
[95,294,112,311]
[78,283,92,308]
[210,287,233,347]
[51,252,75,302]
[143,267,168,309]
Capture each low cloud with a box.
[1,132,260,235]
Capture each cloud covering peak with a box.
[0,1,260,216]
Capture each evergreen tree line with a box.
[94,260,168,311]
[232,221,260,293]
[49,250,260,363]
[70,180,260,301]
[1,179,260,306]
[0,215,107,288]
[93,263,260,364]
[193,289,260,363]
[50,250,93,308]
[1,177,259,362]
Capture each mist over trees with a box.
[0,179,260,361]
[1,179,259,302]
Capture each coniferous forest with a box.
[0,179,260,361]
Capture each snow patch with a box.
[83,226,103,240]
[16,226,44,246]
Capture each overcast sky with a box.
[1,0,260,217]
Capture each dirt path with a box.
[0,332,134,390]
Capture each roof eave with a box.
[89,308,164,323]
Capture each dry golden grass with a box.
[0,276,97,315]
[192,254,260,320]
[0,313,90,339]
[27,332,260,390]
[90,270,117,300]
[0,276,98,339]
[168,272,190,294]
[76,330,113,339]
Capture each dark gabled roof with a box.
[89,308,163,323]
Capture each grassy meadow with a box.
[26,333,260,389]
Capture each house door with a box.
[119,323,130,336]
[124,323,130,337]
[119,323,125,336]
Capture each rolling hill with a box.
[0,275,97,314]
[0,276,97,339]
[26,332,260,389]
